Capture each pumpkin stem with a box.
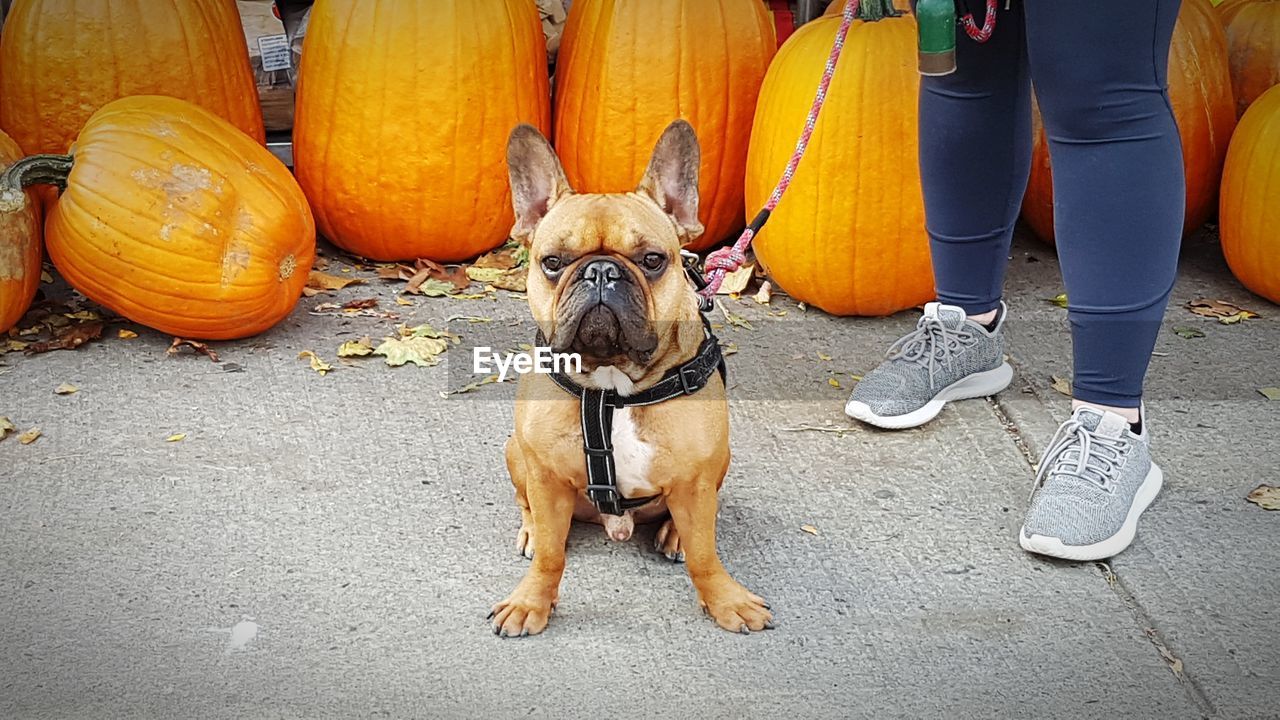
[856,0,902,21]
[0,154,73,212]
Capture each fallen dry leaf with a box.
[1,339,29,354]
[54,383,78,395]
[0,417,15,441]
[1046,293,1069,309]
[1186,298,1260,324]
[337,338,375,358]
[817,352,833,361]
[827,377,842,389]
[1258,387,1280,401]
[167,338,220,363]
[801,524,819,536]
[1172,327,1205,339]
[166,433,187,443]
[442,374,501,397]
[395,295,414,307]
[472,241,529,271]
[1246,485,1280,510]
[25,321,104,354]
[342,297,379,311]
[40,269,53,284]
[1051,376,1072,397]
[18,427,41,445]
[374,335,449,368]
[720,342,739,357]
[303,271,364,297]
[298,350,333,375]
[753,281,773,305]
[716,263,755,296]
[117,329,139,339]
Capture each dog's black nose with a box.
[581,258,624,286]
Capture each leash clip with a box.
[681,249,716,314]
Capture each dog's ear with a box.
[637,119,704,245]
[507,124,573,245]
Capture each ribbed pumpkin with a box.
[1022,0,1236,243]
[1220,85,1280,303]
[746,3,931,317]
[0,129,41,334]
[294,0,550,262]
[0,0,265,160]
[1221,0,1280,117]
[0,96,315,340]
[554,0,776,251]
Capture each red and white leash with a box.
[696,0,996,301]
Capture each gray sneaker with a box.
[845,302,1013,429]
[1020,406,1164,561]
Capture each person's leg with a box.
[1026,0,1184,419]
[845,2,1028,429]
[921,0,1031,319]
[1018,0,1181,560]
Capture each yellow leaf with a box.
[817,352,833,362]
[0,416,15,441]
[303,271,364,297]
[374,334,451,368]
[716,263,755,295]
[166,433,187,443]
[54,383,78,395]
[18,427,41,445]
[395,295,414,306]
[800,524,819,536]
[1246,484,1280,510]
[117,329,139,339]
[753,281,773,305]
[1051,376,1072,397]
[337,338,375,358]
[1259,387,1280,401]
[40,269,53,284]
[298,350,333,375]
[1046,293,1069,309]
[828,377,842,389]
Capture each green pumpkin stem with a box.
[856,0,901,21]
[0,154,73,212]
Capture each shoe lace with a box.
[1033,419,1130,492]
[886,314,978,390]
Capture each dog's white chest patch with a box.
[611,407,657,498]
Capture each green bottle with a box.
[916,0,957,76]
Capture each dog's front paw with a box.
[489,590,555,638]
[699,581,774,634]
[654,518,684,563]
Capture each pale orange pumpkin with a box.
[746,2,933,316]
[1221,0,1280,117]
[294,0,550,262]
[0,129,41,333]
[1220,85,1280,303]
[0,96,315,340]
[554,0,776,251]
[1022,0,1236,242]
[0,0,265,160]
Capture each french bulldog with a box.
[490,120,772,636]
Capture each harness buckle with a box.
[678,366,702,395]
[583,446,613,457]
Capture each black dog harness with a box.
[541,316,726,516]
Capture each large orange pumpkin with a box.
[746,2,932,316]
[0,129,41,334]
[1022,0,1236,243]
[0,96,315,340]
[554,0,776,251]
[1222,0,1280,117]
[0,0,265,160]
[294,0,550,262]
[1220,85,1280,303]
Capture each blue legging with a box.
[920,0,1184,408]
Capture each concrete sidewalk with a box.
[1,228,1277,719]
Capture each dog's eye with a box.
[541,256,563,274]
[641,253,666,272]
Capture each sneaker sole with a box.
[1019,461,1164,562]
[844,362,1014,430]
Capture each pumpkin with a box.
[0,129,41,334]
[0,96,315,340]
[1221,0,1280,117]
[1022,0,1236,243]
[824,0,912,16]
[294,0,550,262]
[0,0,265,160]
[746,1,932,316]
[1220,85,1280,303]
[554,0,776,251]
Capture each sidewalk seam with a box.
[985,394,1217,719]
